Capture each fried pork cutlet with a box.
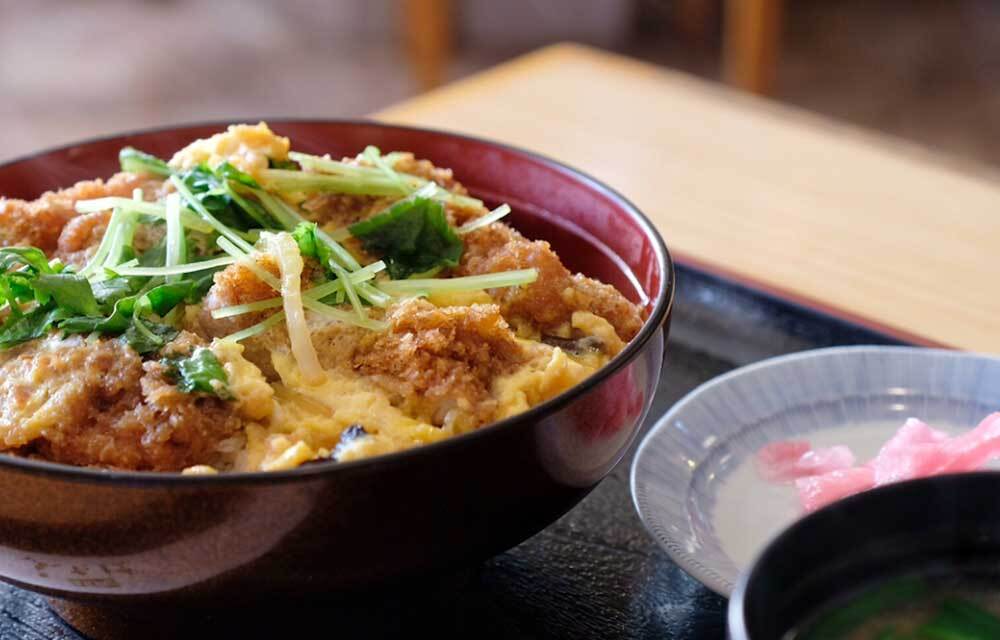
[457,223,644,341]
[0,333,242,471]
[0,172,162,253]
[353,298,526,426]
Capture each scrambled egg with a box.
[493,344,594,419]
[169,122,290,177]
[0,335,90,447]
[210,340,274,421]
[212,331,611,473]
[195,278,621,474]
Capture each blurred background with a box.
[2,0,999,165]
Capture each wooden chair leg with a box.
[403,0,453,91]
[673,0,718,45]
[723,0,782,95]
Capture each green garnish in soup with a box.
[795,575,1000,640]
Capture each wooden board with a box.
[376,43,1000,354]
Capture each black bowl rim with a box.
[0,117,675,486]
[726,470,1000,639]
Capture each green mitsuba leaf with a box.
[348,197,462,279]
[143,282,193,316]
[91,277,141,306]
[0,305,72,349]
[187,270,219,304]
[0,247,111,348]
[180,164,239,225]
[59,292,137,335]
[292,222,335,271]
[179,163,273,231]
[119,147,171,177]
[138,241,167,268]
[124,318,178,355]
[32,274,101,316]
[268,158,299,170]
[215,161,260,188]
[0,247,55,275]
[292,222,319,258]
[162,347,232,398]
[0,235,202,353]
[59,280,192,353]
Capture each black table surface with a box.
[0,265,905,640]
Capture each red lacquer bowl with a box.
[0,121,674,607]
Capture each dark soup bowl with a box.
[729,472,1000,640]
[0,121,673,607]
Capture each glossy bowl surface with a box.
[729,472,1000,640]
[0,120,673,604]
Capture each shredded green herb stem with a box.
[285,151,483,209]
[170,175,255,253]
[164,192,186,283]
[377,269,538,295]
[217,236,388,332]
[222,311,285,343]
[74,197,213,234]
[0,136,537,386]
[458,204,511,234]
[235,183,389,308]
[113,256,236,277]
[78,207,124,277]
[210,261,387,319]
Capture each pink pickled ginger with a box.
[795,467,876,513]
[869,418,950,484]
[756,440,856,481]
[756,412,1000,512]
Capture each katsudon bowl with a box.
[0,121,673,608]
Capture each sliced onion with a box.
[264,232,325,385]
